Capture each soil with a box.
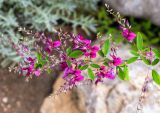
[0,68,59,113]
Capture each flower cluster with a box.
[22,57,41,76]
[122,28,136,42]
[3,4,160,113]
[5,4,160,95]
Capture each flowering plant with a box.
[7,4,160,87]
[3,4,160,111]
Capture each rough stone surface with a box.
[40,37,160,113]
[40,77,87,113]
[105,0,160,26]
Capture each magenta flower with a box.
[26,57,35,63]
[34,69,41,76]
[78,35,91,45]
[122,28,136,42]
[97,71,105,77]
[45,47,52,54]
[63,67,84,85]
[60,62,68,70]
[22,65,34,76]
[52,41,61,47]
[105,69,115,80]
[74,75,84,82]
[73,69,81,76]
[84,51,97,58]
[90,46,100,52]
[146,51,154,61]
[73,35,91,49]
[95,78,102,85]
[111,55,123,66]
[63,67,72,78]
[100,66,106,71]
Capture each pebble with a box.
[2,97,8,103]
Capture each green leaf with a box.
[123,66,129,80]
[153,48,160,58]
[130,50,139,56]
[136,32,143,50]
[117,66,129,80]
[47,68,52,74]
[79,65,89,70]
[90,64,100,68]
[152,59,159,66]
[66,47,72,55]
[40,59,47,66]
[117,67,125,80]
[152,70,160,85]
[66,60,71,67]
[87,68,95,80]
[127,57,138,64]
[102,39,110,56]
[69,50,83,58]
[35,63,42,68]
[103,62,108,66]
[98,50,104,57]
[36,53,46,66]
[36,53,43,61]
[141,56,151,65]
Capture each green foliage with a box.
[152,59,159,66]
[90,63,100,68]
[136,32,143,50]
[152,70,160,85]
[126,57,139,64]
[153,48,160,58]
[129,17,160,46]
[79,65,89,70]
[117,66,129,81]
[97,8,123,44]
[87,68,95,80]
[66,47,72,55]
[69,50,83,58]
[140,56,151,65]
[35,53,48,68]
[102,39,110,56]
[97,8,160,46]
[0,0,99,67]
[98,50,105,57]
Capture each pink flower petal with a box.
[52,41,61,47]
[34,69,41,77]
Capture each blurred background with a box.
[0,0,160,113]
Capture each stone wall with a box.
[104,0,160,26]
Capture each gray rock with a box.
[105,0,160,26]
[40,36,160,113]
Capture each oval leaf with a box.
[98,50,105,57]
[87,68,95,80]
[69,50,83,58]
[66,47,72,55]
[152,59,159,66]
[80,65,89,70]
[123,66,129,80]
[66,60,71,67]
[130,50,139,56]
[136,32,143,50]
[152,70,160,85]
[102,39,110,56]
[153,48,160,58]
[117,67,125,80]
[117,66,129,80]
[90,64,100,68]
[127,57,138,64]
[141,56,151,65]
